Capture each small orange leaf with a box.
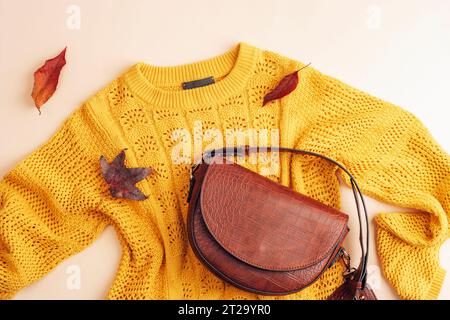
[31,47,67,114]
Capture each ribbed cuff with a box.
[424,267,446,300]
[0,291,15,300]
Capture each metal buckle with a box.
[187,162,201,203]
[191,162,200,174]
[341,248,356,279]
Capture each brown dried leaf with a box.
[31,47,67,114]
[100,149,153,200]
[262,63,311,106]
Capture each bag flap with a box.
[200,160,349,271]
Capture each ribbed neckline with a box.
[123,42,259,109]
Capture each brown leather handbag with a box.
[186,146,377,300]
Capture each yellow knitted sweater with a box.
[0,43,448,300]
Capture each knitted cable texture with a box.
[0,43,448,300]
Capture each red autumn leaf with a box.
[100,149,153,200]
[262,63,311,106]
[31,47,67,114]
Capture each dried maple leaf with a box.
[262,63,311,106]
[31,47,67,114]
[100,149,153,200]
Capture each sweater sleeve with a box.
[301,74,449,300]
[0,104,109,299]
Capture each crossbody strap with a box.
[200,146,370,289]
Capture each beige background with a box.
[0,0,449,299]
